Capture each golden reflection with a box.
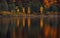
[28,17,30,28]
[50,27,57,38]
[40,18,43,29]
[38,34,41,38]
[22,17,25,27]
[40,6,43,29]
[13,31,16,38]
[17,17,20,27]
[44,25,50,38]
[44,24,57,38]
[22,7,25,27]
[28,7,30,28]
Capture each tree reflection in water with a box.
[0,16,59,38]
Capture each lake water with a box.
[0,15,59,38]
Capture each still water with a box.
[0,16,59,38]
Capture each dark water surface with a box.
[0,16,60,38]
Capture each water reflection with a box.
[0,16,59,38]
